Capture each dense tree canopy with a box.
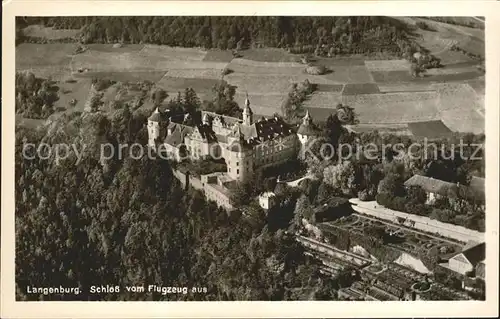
[18,16,427,59]
[15,107,342,301]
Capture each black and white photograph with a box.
[2,1,499,318]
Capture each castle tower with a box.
[202,112,211,126]
[296,110,319,148]
[148,107,163,150]
[226,125,254,181]
[242,93,253,126]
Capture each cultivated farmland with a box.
[303,92,343,110]
[341,92,441,124]
[15,16,485,138]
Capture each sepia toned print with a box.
[12,15,488,303]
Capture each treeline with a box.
[15,108,342,301]
[19,16,421,57]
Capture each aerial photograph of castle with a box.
[14,15,487,302]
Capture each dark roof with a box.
[204,111,240,127]
[460,242,485,266]
[164,123,192,147]
[297,122,321,136]
[407,120,452,139]
[192,124,218,143]
[404,175,459,196]
[253,117,294,142]
[469,176,485,201]
[148,112,163,122]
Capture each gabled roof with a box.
[456,242,485,266]
[253,116,294,142]
[297,122,321,136]
[192,124,218,143]
[404,175,459,196]
[164,123,192,147]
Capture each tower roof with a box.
[297,110,320,136]
[243,92,253,114]
[148,107,162,122]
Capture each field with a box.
[16,43,76,69]
[73,71,168,83]
[341,92,441,124]
[303,92,343,109]
[15,18,485,137]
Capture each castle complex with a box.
[147,96,320,209]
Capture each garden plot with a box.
[22,25,81,39]
[364,59,411,72]
[303,92,343,109]
[342,91,440,124]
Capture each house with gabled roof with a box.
[404,174,485,205]
[447,241,485,276]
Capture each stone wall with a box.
[349,199,484,243]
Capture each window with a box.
[237,169,239,174]
[228,168,231,172]
[236,162,239,166]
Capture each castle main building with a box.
[147,96,320,209]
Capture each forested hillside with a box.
[18,16,422,57]
[15,108,341,301]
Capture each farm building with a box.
[446,241,485,276]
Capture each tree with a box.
[323,161,357,196]
[152,88,168,106]
[377,173,404,197]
